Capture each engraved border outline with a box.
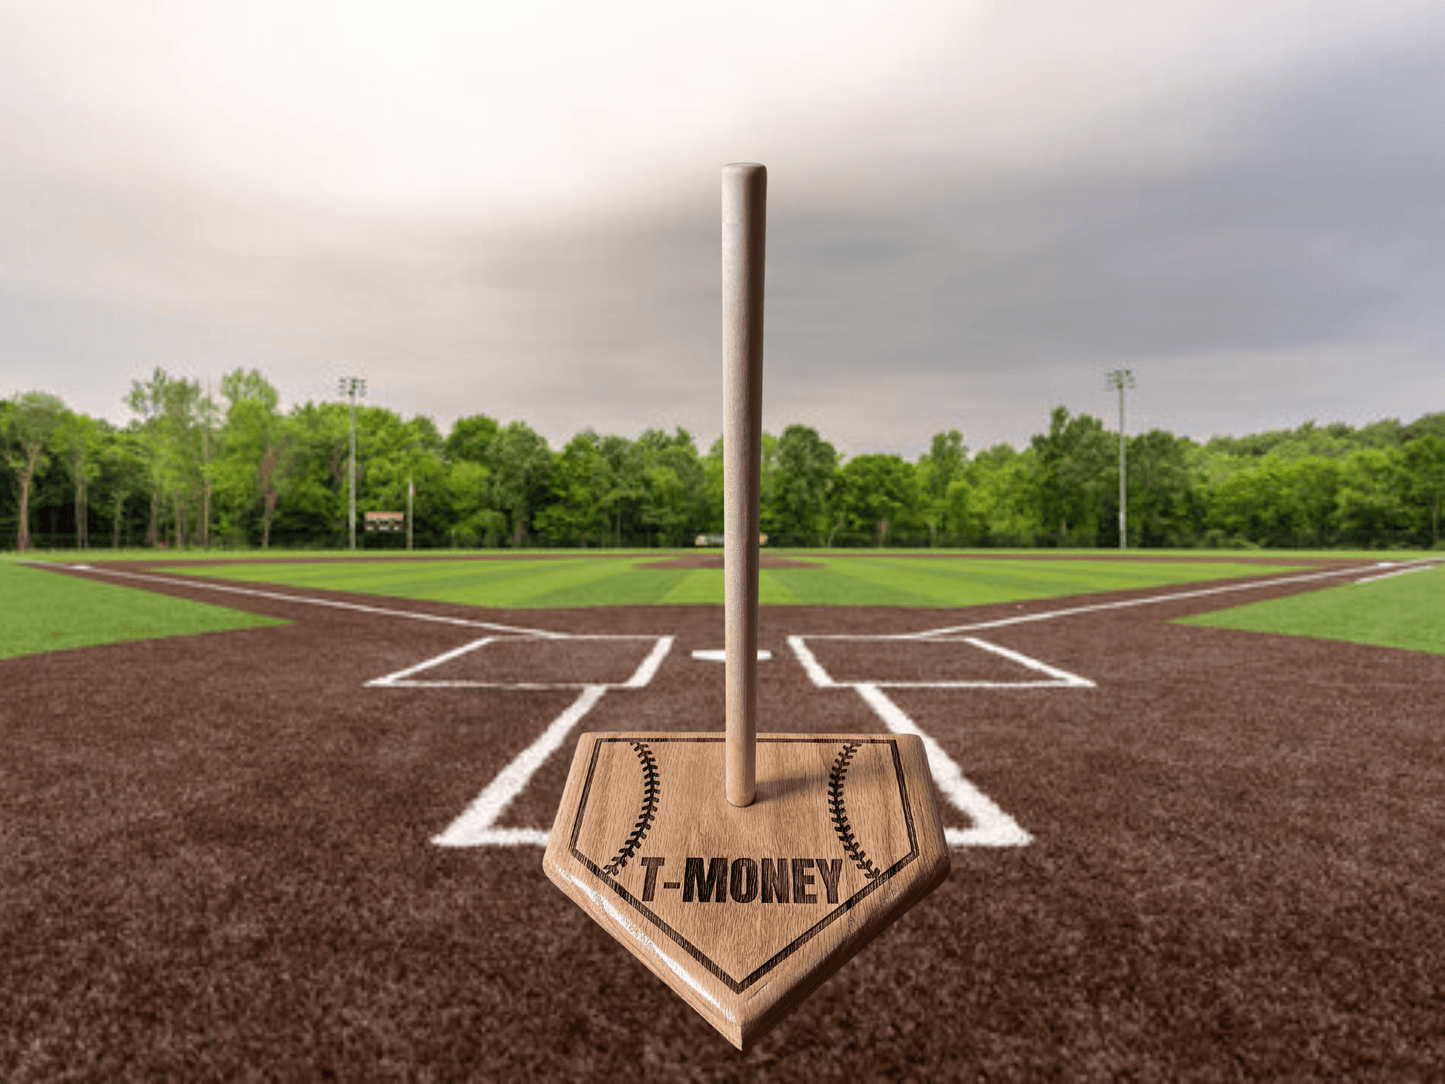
[567,736,920,993]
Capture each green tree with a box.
[444,460,505,547]
[196,388,221,548]
[1284,457,1344,547]
[915,429,967,547]
[967,443,1042,546]
[54,410,106,550]
[835,454,918,547]
[757,432,781,539]
[217,369,290,548]
[1116,430,1197,547]
[1403,412,1445,444]
[393,417,446,548]
[635,428,705,547]
[769,424,841,545]
[1335,448,1410,547]
[490,421,554,547]
[702,436,725,537]
[2,391,66,552]
[96,428,147,549]
[446,414,501,466]
[128,368,207,548]
[343,408,444,547]
[1030,407,1114,546]
[1209,459,1295,546]
[1402,434,1445,547]
[596,434,646,546]
[535,430,615,546]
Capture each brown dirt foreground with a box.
[1,560,1442,1081]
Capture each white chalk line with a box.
[625,636,675,688]
[428,635,675,846]
[432,684,609,847]
[789,636,833,687]
[368,636,498,685]
[786,634,1093,689]
[1353,559,1444,584]
[787,633,1076,845]
[438,632,1042,849]
[85,558,1398,855]
[41,563,570,638]
[368,634,676,690]
[57,562,1024,851]
[798,558,1442,643]
[961,636,1095,687]
[853,683,1032,847]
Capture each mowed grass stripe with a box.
[0,561,286,661]
[797,556,1303,608]
[524,566,686,607]
[175,559,548,595]
[779,559,945,606]
[821,557,1034,605]
[658,569,726,605]
[169,554,1311,610]
[423,560,636,607]
[859,556,1302,596]
[177,558,638,608]
[758,570,803,604]
[1177,563,1445,656]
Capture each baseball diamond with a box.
[8,8,1445,1078]
[2,553,1442,1077]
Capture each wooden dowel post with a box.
[722,163,766,808]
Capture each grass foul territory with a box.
[0,561,287,660]
[166,554,1306,610]
[1177,560,1445,656]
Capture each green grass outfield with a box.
[1177,560,1445,656]
[9,549,1440,659]
[0,560,287,661]
[11,545,1437,563]
[160,552,1307,610]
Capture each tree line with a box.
[3,368,1443,552]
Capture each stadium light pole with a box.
[339,376,366,550]
[1106,369,1135,550]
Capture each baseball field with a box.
[2,549,1442,1079]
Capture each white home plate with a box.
[691,649,772,662]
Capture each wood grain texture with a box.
[543,731,950,1050]
[543,163,951,1051]
[722,162,766,808]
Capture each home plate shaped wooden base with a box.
[543,732,950,1049]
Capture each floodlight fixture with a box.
[340,376,367,550]
[1106,369,1135,550]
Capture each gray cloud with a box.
[1,3,1442,461]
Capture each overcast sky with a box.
[2,0,1442,459]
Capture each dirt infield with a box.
[2,558,1442,1080]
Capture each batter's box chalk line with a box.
[426,631,1037,851]
[366,634,675,690]
[785,634,1094,690]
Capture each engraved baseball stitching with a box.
[829,742,881,880]
[602,741,660,876]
